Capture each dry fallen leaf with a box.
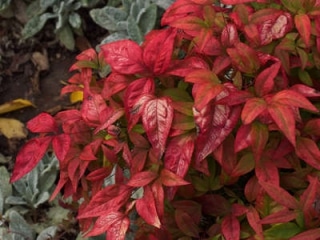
[0,118,27,139]
[0,98,35,115]
[70,91,83,104]
[32,51,49,71]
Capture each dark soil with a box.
[0,11,108,157]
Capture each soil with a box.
[0,12,108,158]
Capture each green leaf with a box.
[138,4,157,35]
[69,12,82,29]
[40,0,56,10]
[22,13,54,39]
[9,211,35,240]
[0,167,12,202]
[151,0,175,9]
[127,16,143,43]
[0,0,11,11]
[298,69,313,86]
[90,6,128,31]
[57,24,75,50]
[264,222,301,239]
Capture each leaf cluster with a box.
[11,0,320,239]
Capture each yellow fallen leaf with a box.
[70,91,83,104]
[0,118,27,139]
[0,99,35,115]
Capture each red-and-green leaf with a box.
[27,112,58,133]
[142,97,174,158]
[254,62,281,97]
[221,215,240,240]
[246,206,263,239]
[160,168,190,187]
[294,13,311,47]
[259,209,297,224]
[136,186,161,228]
[296,137,320,170]
[241,98,267,125]
[291,228,320,240]
[10,136,53,182]
[259,181,299,209]
[101,40,147,75]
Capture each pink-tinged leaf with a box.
[127,171,158,187]
[124,78,155,129]
[259,209,297,224]
[268,103,296,146]
[290,84,320,98]
[175,209,200,238]
[142,28,176,75]
[160,168,190,187]
[241,98,267,125]
[221,24,239,48]
[106,216,130,240]
[101,40,146,75]
[295,14,311,47]
[194,100,241,163]
[254,62,281,97]
[101,73,131,100]
[296,137,320,170]
[142,97,174,158]
[227,42,260,74]
[290,228,320,240]
[27,112,58,133]
[52,134,71,162]
[259,181,299,209]
[10,136,52,182]
[81,93,108,127]
[246,206,263,239]
[234,124,252,153]
[85,211,126,237]
[221,215,240,240]
[271,90,318,112]
[136,186,161,228]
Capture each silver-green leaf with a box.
[57,24,75,50]
[127,16,143,44]
[9,210,35,240]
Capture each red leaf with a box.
[296,137,320,170]
[124,78,155,130]
[290,84,320,98]
[185,69,224,109]
[250,121,269,161]
[101,73,131,100]
[94,108,124,134]
[136,186,161,228]
[106,216,130,240]
[80,139,103,161]
[268,103,296,146]
[101,40,147,75]
[52,134,71,163]
[246,206,263,239]
[160,168,190,187]
[241,98,267,125]
[290,228,320,240]
[221,0,264,3]
[142,97,174,158]
[196,194,231,217]
[271,90,318,112]
[175,209,200,238]
[81,93,109,127]
[259,209,297,224]
[259,181,299,209]
[166,56,210,77]
[234,124,252,153]
[151,180,165,220]
[142,28,177,75]
[295,14,311,47]
[254,62,281,97]
[194,101,241,163]
[27,112,58,133]
[10,136,52,182]
[221,24,239,48]
[221,215,240,240]
[85,211,127,237]
[127,171,158,187]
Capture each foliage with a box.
[90,0,174,44]
[0,154,68,239]
[21,0,102,50]
[10,0,320,239]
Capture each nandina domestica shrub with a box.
[10,0,320,239]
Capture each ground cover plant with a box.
[10,0,320,239]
